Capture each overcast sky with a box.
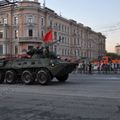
[41,0,120,52]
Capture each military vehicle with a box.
[0,43,78,85]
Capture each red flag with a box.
[43,30,53,43]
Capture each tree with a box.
[106,52,120,59]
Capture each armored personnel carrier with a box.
[0,45,77,85]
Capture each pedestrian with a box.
[88,62,92,74]
[77,62,82,73]
[82,61,85,73]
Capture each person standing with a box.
[88,62,92,74]
[82,61,85,73]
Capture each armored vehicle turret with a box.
[0,43,77,85]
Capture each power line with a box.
[101,26,120,33]
[94,22,120,33]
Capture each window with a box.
[65,26,66,32]
[0,32,3,38]
[62,49,64,55]
[54,23,57,29]
[62,37,64,43]
[27,16,33,23]
[64,37,66,44]
[14,17,18,25]
[77,38,80,45]
[3,18,7,24]
[62,25,64,31]
[59,36,61,41]
[65,49,67,55]
[68,49,70,55]
[28,45,33,50]
[0,19,2,24]
[15,30,18,39]
[28,29,33,37]
[74,50,76,56]
[28,17,33,23]
[41,17,44,26]
[54,45,57,54]
[50,20,52,27]
[68,38,70,44]
[15,46,18,54]
[22,49,27,53]
[67,27,69,34]
[41,31,44,37]
[59,24,61,31]
[0,45,3,55]
[54,32,57,40]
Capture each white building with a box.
[0,0,106,60]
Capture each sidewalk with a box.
[73,69,120,75]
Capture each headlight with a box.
[49,60,55,67]
[51,63,55,67]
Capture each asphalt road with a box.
[0,73,120,120]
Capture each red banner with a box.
[43,30,53,43]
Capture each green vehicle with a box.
[0,46,77,85]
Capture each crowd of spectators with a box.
[75,61,120,74]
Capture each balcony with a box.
[0,23,9,28]
[19,37,41,43]
[12,24,19,28]
[47,25,54,30]
[24,23,36,27]
[0,38,10,42]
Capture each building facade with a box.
[115,44,120,55]
[0,0,106,60]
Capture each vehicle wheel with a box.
[56,74,69,82]
[36,70,51,85]
[21,70,34,85]
[5,70,16,84]
[0,71,4,84]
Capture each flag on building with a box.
[43,30,53,43]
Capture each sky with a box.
[40,0,120,53]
